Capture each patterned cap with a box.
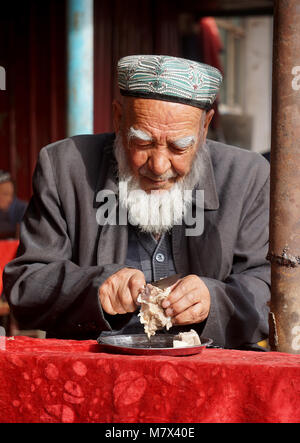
[117,55,222,110]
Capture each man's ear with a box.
[204,109,215,131]
[112,100,123,133]
[202,109,215,141]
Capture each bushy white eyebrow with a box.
[171,135,196,149]
[128,127,153,142]
[127,127,195,149]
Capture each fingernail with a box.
[165,308,173,317]
[162,300,170,308]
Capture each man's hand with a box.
[99,268,145,315]
[161,275,210,325]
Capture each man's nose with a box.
[147,151,171,177]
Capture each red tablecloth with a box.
[0,336,299,423]
[0,240,19,294]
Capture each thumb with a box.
[129,271,146,303]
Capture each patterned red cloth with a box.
[0,336,299,423]
[0,240,19,295]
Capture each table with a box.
[0,239,19,295]
[0,336,299,423]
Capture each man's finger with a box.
[99,288,118,315]
[162,275,205,308]
[110,289,129,314]
[128,273,146,303]
[172,302,204,325]
[165,288,200,317]
[119,287,138,312]
[161,278,191,308]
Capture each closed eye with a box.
[169,145,191,153]
[131,138,154,149]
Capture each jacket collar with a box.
[193,141,219,211]
[94,134,219,211]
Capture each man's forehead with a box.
[122,97,204,130]
[124,96,202,114]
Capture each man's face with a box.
[0,181,14,211]
[113,97,213,192]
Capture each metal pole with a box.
[268,0,300,353]
[67,0,94,136]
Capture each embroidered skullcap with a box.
[0,170,12,185]
[117,55,222,110]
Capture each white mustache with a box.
[139,166,178,181]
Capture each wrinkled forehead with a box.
[121,97,205,136]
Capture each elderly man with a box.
[3,55,270,349]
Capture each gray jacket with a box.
[3,133,270,348]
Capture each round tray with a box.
[97,333,213,356]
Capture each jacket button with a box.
[155,253,165,263]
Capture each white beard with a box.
[114,134,205,235]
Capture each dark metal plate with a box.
[97,334,213,356]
